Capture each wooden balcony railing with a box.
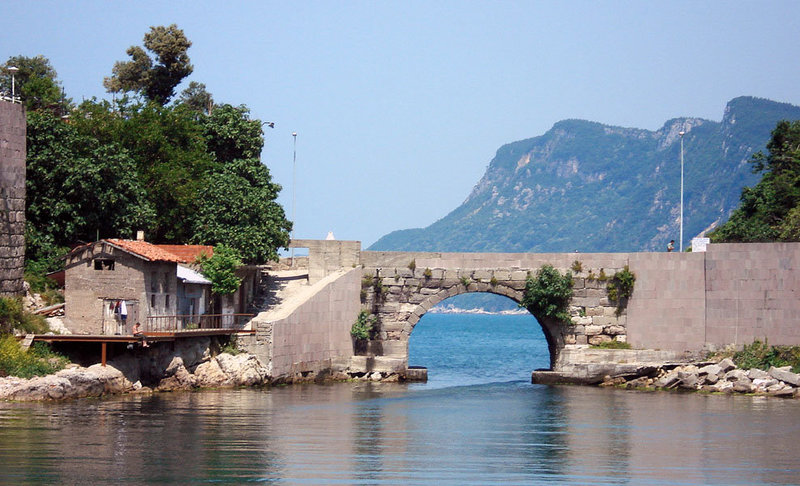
[145,314,254,332]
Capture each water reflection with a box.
[2,384,800,484]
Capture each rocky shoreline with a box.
[4,336,800,401]
[599,358,800,398]
[0,337,271,401]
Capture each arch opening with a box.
[408,292,552,388]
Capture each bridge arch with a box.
[405,284,564,369]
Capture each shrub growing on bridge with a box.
[351,310,376,340]
[606,265,636,315]
[521,265,574,325]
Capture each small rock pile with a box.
[601,358,799,398]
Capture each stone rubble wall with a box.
[0,101,25,297]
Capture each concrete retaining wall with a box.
[0,101,25,297]
[247,267,361,380]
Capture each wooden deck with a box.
[33,328,255,366]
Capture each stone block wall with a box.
[704,242,800,347]
[360,252,634,367]
[362,243,800,358]
[0,101,25,297]
[625,252,707,352]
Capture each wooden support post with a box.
[101,342,107,367]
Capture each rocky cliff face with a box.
[371,96,800,253]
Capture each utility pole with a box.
[679,130,685,252]
[291,132,297,267]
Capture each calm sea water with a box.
[2,313,800,485]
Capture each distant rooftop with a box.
[155,244,213,263]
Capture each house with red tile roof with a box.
[63,238,259,335]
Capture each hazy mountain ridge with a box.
[371,97,800,254]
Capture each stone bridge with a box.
[253,240,800,383]
[359,251,632,370]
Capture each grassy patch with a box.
[591,340,632,350]
[219,336,242,355]
[0,297,48,334]
[0,335,69,378]
[733,340,800,373]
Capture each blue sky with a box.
[3,1,799,248]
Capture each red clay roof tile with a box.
[155,244,214,264]
[105,239,185,263]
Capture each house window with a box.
[164,272,170,292]
[151,294,156,310]
[150,272,157,293]
[94,259,115,270]
[165,294,170,309]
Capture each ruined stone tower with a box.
[0,100,26,296]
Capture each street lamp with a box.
[679,130,685,252]
[8,66,19,101]
[291,132,297,267]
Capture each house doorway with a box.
[102,299,140,335]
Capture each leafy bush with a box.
[408,259,416,272]
[606,266,636,315]
[0,297,48,334]
[521,264,574,324]
[350,310,376,340]
[219,335,242,355]
[607,266,636,302]
[734,340,800,373]
[423,267,432,279]
[197,244,243,295]
[459,276,471,287]
[0,335,68,378]
[571,260,583,273]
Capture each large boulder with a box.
[717,358,736,372]
[215,353,270,386]
[156,358,197,391]
[194,359,232,388]
[768,366,800,387]
[0,365,134,401]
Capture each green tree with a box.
[25,111,155,267]
[711,120,800,242]
[178,81,214,115]
[201,103,264,163]
[104,24,193,104]
[1,55,70,113]
[193,159,291,263]
[197,245,243,295]
[71,99,216,243]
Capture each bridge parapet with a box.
[289,239,360,283]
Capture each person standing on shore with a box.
[667,240,675,252]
